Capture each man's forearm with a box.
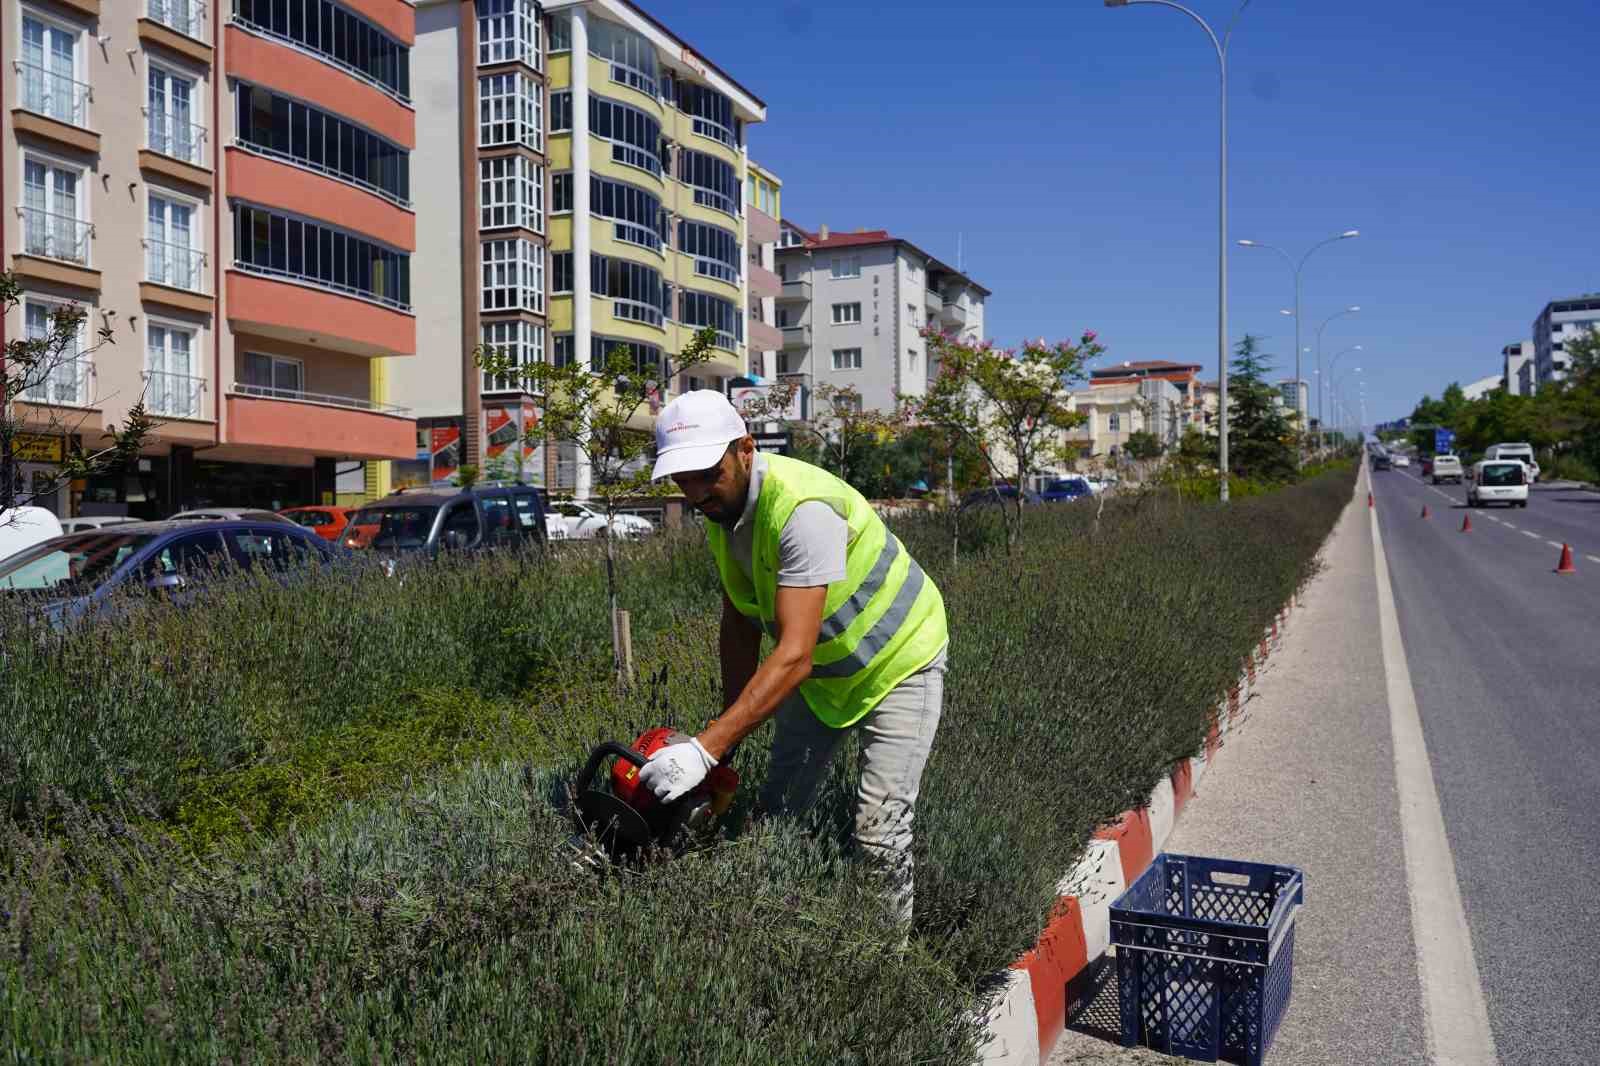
[699,646,811,761]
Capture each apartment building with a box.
[394,0,766,493]
[1065,376,1185,458]
[1532,294,1600,391]
[3,0,420,519]
[1089,359,1204,430]
[772,224,988,415]
[1276,378,1309,425]
[745,160,781,379]
[1502,340,1532,396]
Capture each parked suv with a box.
[1430,455,1464,485]
[341,484,549,557]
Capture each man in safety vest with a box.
[638,390,949,926]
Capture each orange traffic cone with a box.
[1420,505,1430,519]
[1556,543,1576,574]
[1461,513,1473,532]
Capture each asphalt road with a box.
[1051,466,1599,1065]
[1374,467,1600,1065]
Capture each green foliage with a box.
[1547,454,1598,483]
[1125,430,1164,461]
[452,463,481,489]
[1226,334,1298,482]
[2,466,1356,1062]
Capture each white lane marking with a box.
[1504,522,1519,530]
[1369,476,1502,1066]
[1522,530,1539,539]
[1588,555,1600,565]
[1547,541,1564,550]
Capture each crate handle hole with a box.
[1208,871,1251,887]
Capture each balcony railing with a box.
[24,357,91,408]
[147,116,208,166]
[15,61,92,128]
[231,381,411,415]
[941,301,970,328]
[19,207,92,266]
[147,0,208,41]
[232,261,411,313]
[145,239,208,292]
[781,324,811,349]
[142,370,207,419]
[779,278,812,303]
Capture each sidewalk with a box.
[1049,480,1427,1064]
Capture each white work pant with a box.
[758,645,947,927]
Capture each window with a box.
[235,83,410,206]
[908,348,919,372]
[232,204,411,310]
[551,172,573,213]
[481,238,543,312]
[831,347,863,371]
[146,323,202,418]
[231,0,411,101]
[551,251,573,293]
[147,0,206,40]
[21,155,88,265]
[148,64,202,165]
[1109,413,1121,432]
[594,176,663,251]
[481,319,545,392]
[676,149,739,215]
[22,299,88,406]
[240,352,304,395]
[677,220,740,282]
[19,13,86,127]
[590,95,662,176]
[553,333,575,368]
[588,17,657,97]
[147,193,203,291]
[480,155,543,232]
[589,336,661,374]
[591,255,663,326]
[832,302,861,325]
[830,257,861,279]
[679,290,742,351]
[676,82,737,147]
[479,72,541,149]
[477,0,539,68]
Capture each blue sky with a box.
[658,0,1599,426]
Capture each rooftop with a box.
[776,224,992,297]
[1090,360,1204,377]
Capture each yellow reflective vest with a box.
[706,454,948,728]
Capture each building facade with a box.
[772,225,988,415]
[3,0,419,519]
[1502,340,1532,396]
[1276,378,1309,425]
[1065,377,1184,459]
[393,0,766,493]
[1532,295,1600,391]
[1089,360,1204,430]
[744,160,781,380]
[1460,373,1502,402]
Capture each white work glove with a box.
[638,738,717,803]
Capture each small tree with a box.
[476,327,715,679]
[1226,334,1298,483]
[1,272,152,525]
[1125,430,1163,461]
[906,328,1101,549]
[736,380,905,485]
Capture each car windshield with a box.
[284,510,332,528]
[1047,480,1088,494]
[0,531,156,593]
[1481,464,1524,487]
[343,506,438,550]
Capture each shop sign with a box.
[12,434,64,463]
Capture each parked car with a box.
[1040,477,1094,503]
[546,500,655,540]
[279,505,354,542]
[169,507,296,525]
[1467,460,1528,508]
[59,515,140,534]
[342,484,549,557]
[0,506,63,565]
[1430,455,1464,485]
[0,520,343,625]
[959,485,1045,512]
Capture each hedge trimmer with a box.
[569,727,739,864]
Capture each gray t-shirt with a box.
[726,453,848,587]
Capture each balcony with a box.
[924,287,943,315]
[23,357,92,409]
[778,278,812,304]
[140,1,213,64]
[940,301,970,329]
[747,204,780,246]
[781,324,811,350]
[749,319,783,352]
[749,262,781,300]
[143,370,208,420]
[226,385,416,460]
[224,26,414,150]
[146,115,208,168]
[226,270,415,359]
[142,239,213,313]
[20,208,91,266]
[226,147,415,250]
[13,62,98,153]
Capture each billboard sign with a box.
[730,383,806,422]
[1434,428,1456,456]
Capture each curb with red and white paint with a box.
[977,599,1298,1065]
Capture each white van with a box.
[1484,443,1539,482]
[0,506,65,564]
[1468,460,1529,508]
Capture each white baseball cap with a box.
[651,389,749,479]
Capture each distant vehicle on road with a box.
[1467,460,1529,508]
[1430,455,1464,485]
[1392,455,1411,468]
[1372,452,1393,471]
[1484,443,1539,483]
[1040,477,1093,503]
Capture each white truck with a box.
[1430,455,1464,485]
[1484,443,1539,483]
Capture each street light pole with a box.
[1315,305,1360,451]
[1237,230,1359,460]
[1106,0,1250,502]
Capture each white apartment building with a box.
[772,224,989,415]
[1533,295,1600,390]
[1502,340,1533,396]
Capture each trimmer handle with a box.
[577,741,646,794]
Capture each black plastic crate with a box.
[1110,853,1304,1065]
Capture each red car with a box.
[278,506,353,542]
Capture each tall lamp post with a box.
[1106,0,1251,502]
[1333,367,1363,447]
[1315,305,1361,450]
[1237,229,1360,461]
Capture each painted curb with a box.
[976,601,1296,1065]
